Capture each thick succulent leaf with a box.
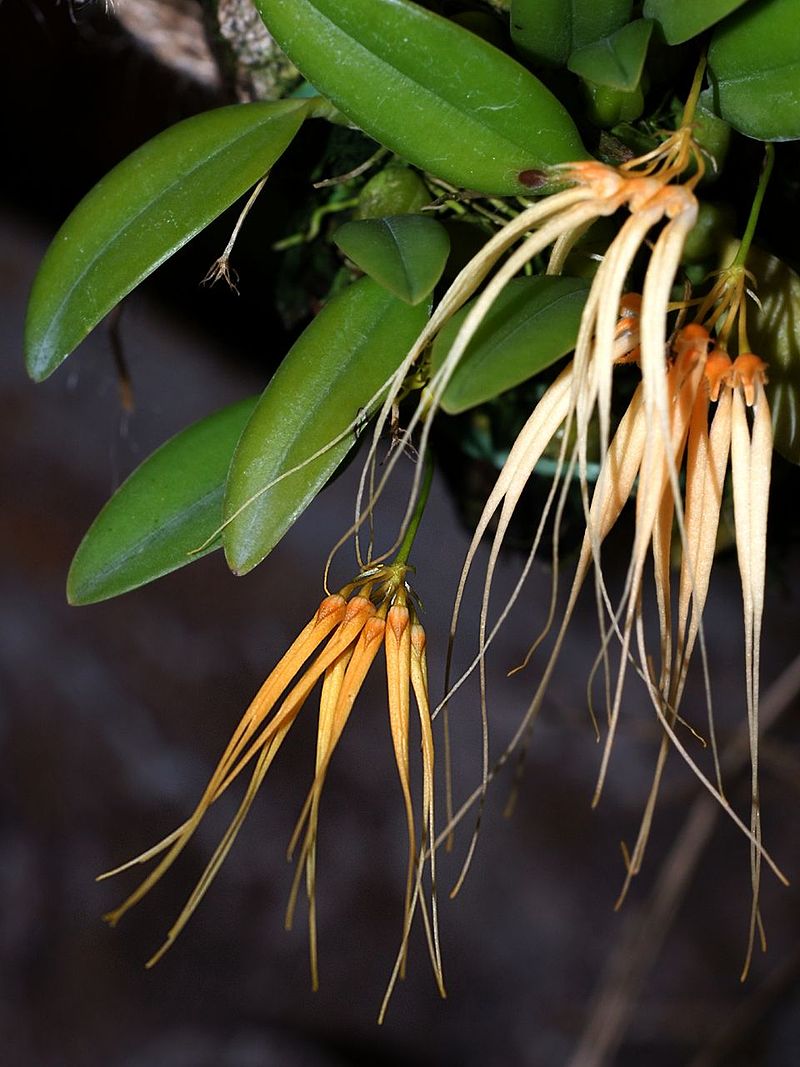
[708,0,800,141]
[224,277,429,574]
[334,215,450,305]
[67,397,258,605]
[511,0,632,68]
[430,275,589,414]
[568,19,653,92]
[745,247,800,464]
[25,100,309,381]
[254,0,587,195]
[644,0,750,44]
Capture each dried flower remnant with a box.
[99,561,444,1012]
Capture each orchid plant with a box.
[23,0,800,1019]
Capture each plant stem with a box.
[394,450,434,566]
[733,143,776,269]
[681,52,707,127]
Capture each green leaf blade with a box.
[254,0,587,195]
[512,0,632,68]
[334,215,450,305]
[223,277,429,575]
[431,275,590,414]
[745,247,800,464]
[25,100,309,382]
[568,19,653,92]
[67,397,259,605]
[708,0,800,141]
[354,165,431,220]
[644,0,750,45]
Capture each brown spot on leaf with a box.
[518,169,548,189]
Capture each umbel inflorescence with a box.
[101,559,445,1019]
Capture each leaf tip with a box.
[23,335,56,383]
[222,539,257,578]
[65,576,91,608]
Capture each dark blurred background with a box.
[2,3,800,1065]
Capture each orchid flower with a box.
[343,96,785,973]
[100,559,445,1013]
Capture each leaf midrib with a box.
[280,0,563,156]
[72,485,222,597]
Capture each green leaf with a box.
[354,165,431,220]
[584,82,645,127]
[430,275,590,414]
[644,0,750,45]
[25,100,309,382]
[708,0,800,141]
[334,215,450,305]
[254,0,587,195]
[67,397,258,605]
[568,19,653,92]
[681,202,736,265]
[223,277,429,574]
[745,247,800,464]
[451,11,508,50]
[511,0,632,68]
[693,89,733,180]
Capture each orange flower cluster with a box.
[101,564,444,1010]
